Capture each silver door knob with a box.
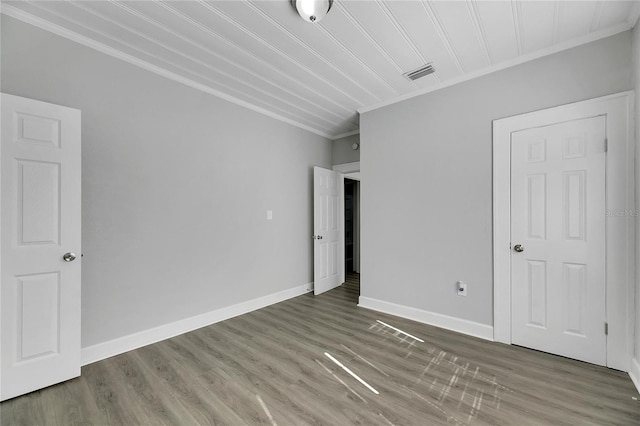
[513,244,524,253]
[63,252,77,262]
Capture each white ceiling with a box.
[2,1,639,139]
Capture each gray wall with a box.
[633,23,640,367]
[1,16,332,347]
[332,134,360,165]
[360,31,633,326]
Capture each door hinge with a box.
[604,138,608,153]
[605,322,608,335]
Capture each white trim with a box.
[333,161,361,174]
[151,1,356,119]
[344,172,360,181]
[354,181,360,273]
[81,283,312,366]
[630,358,640,394]
[492,91,635,371]
[0,4,334,140]
[68,1,344,131]
[331,130,360,140]
[357,23,633,114]
[334,167,361,274]
[338,173,345,286]
[358,297,494,342]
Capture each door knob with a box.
[63,252,77,262]
[312,235,323,240]
[513,244,524,253]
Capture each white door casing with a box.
[333,162,361,274]
[314,167,344,295]
[1,93,82,401]
[493,91,635,371]
[510,116,606,365]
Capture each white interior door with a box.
[510,115,606,365]
[313,167,344,295]
[1,93,82,401]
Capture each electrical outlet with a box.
[267,210,273,220]
[457,281,467,297]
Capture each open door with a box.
[313,167,344,295]
[1,94,82,401]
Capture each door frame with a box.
[492,91,634,371]
[334,162,361,273]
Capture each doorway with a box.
[492,92,634,371]
[333,162,361,297]
[344,176,360,275]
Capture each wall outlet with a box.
[267,210,273,220]
[457,281,467,297]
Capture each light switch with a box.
[267,210,273,220]
[457,281,467,297]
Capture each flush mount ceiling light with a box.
[292,0,333,23]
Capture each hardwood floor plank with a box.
[135,344,249,425]
[75,360,142,426]
[1,273,639,425]
[0,388,47,426]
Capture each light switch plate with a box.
[267,210,273,220]
[457,281,467,296]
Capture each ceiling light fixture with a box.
[292,0,333,23]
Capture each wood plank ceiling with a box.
[2,1,638,139]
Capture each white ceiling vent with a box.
[403,64,435,81]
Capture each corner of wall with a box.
[633,21,640,394]
[332,134,360,166]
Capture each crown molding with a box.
[358,21,633,114]
[331,129,360,140]
[0,4,335,140]
[61,1,341,131]
[157,1,356,117]
[108,1,347,126]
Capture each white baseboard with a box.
[81,283,312,366]
[358,297,494,342]
[630,357,640,394]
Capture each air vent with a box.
[403,64,435,81]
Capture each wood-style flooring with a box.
[2,273,639,425]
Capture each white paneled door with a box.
[313,167,344,296]
[510,116,606,365]
[1,94,81,401]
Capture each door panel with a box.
[17,160,61,245]
[313,167,344,295]
[510,116,606,366]
[1,93,81,401]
